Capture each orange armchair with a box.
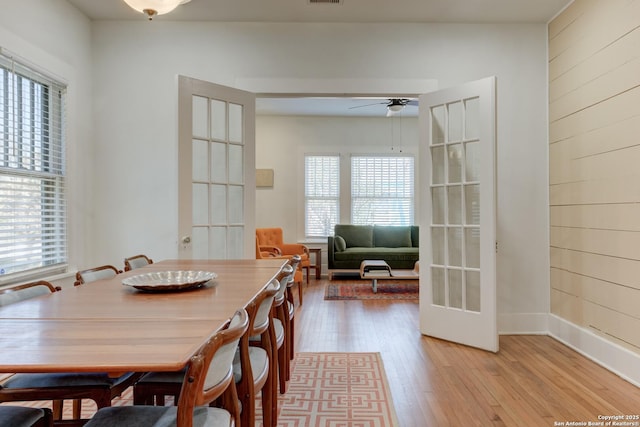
[256,227,310,285]
[256,228,310,263]
[255,235,305,305]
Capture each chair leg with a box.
[72,399,82,419]
[132,387,148,405]
[52,400,63,420]
[219,381,241,427]
[268,330,278,427]
[278,338,288,394]
[239,380,256,427]
[264,370,275,427]
[289,316,295,363]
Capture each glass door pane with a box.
[189,93,246,259]
[429,95,484,312]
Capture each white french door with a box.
[177,76,256,259]
[419,77,498,352]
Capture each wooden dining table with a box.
[0,258,287,375]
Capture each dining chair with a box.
[74,264,122,286]
[86,308,249,427]
[271,264,296,394]
[133,283,279,427]
[251,276,287,398]
[123,254,153,271]
[284,255,302,364]
[0,280,143,426]
[0,406,53,427]
[0,280,61,306]
[236,280,279,427]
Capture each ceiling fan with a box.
[349,98,419,116]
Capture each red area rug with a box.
[6,353,399,427]
[324,280,419,300]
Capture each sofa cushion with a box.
[334,235,347,252]
[333,247,419,269]
[374,225,412,248]
[411,225,420,247]
[334,224,373,248]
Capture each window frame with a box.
[304,154,341,239]
[350,154,415,226]
[303,151,416,239]
[0,51,68,283]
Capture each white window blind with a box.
[0,52,67,279]
[351,156,414,225]
[305,155,339,237]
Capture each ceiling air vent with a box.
[309,0,342,4]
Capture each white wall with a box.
[90,21,549,328]
[0,0,92,286]
[0,5,550,327]
[255,115,419,242]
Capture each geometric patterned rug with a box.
[325,281,419,300]
[264,352,400,426]
[3,352,399,427]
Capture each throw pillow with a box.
[334,235,347,252]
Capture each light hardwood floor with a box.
[294,278,640,427]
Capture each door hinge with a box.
[495,241,498,253]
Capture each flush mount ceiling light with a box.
[387,101,405,113]
[123,0,191,20]
[386,99,408,116]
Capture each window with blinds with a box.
[351,156,414,225]
[0,52,67,278]
[305,155,339,237]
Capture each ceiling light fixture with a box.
[123,0,191,20]
[386,99,406,117]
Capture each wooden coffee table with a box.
[360,260,419,293]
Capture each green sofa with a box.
[327,224,419,275]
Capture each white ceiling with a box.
[256,97,420,118]
[67,0,570,23]
[66,0,571,118]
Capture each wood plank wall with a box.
[549,0,640,354]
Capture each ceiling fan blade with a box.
[406,99,419,106]
[348,101,386,109]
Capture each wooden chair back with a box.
[176,309,248,427]
[0,281,60,307]
[124,254,153,271]
[74,265,122,286]
[236,281,279,427]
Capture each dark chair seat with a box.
[0,406,52,427]
[3,371,137,389]
[85,405,231,427]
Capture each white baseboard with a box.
[548,314,640,388]
[498,312,548,335]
